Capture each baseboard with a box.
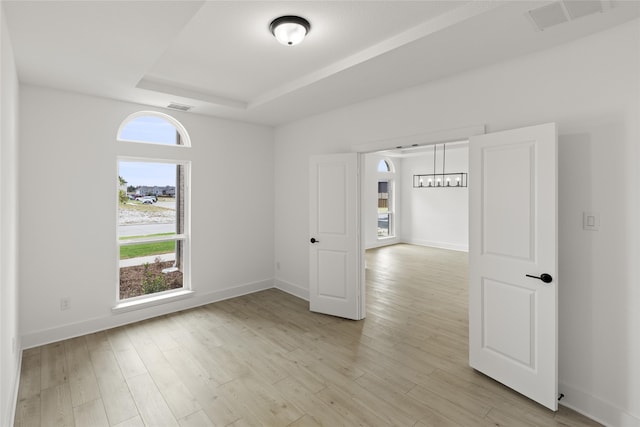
[3,348,21,427]
[365,237,401,250]
[274,278,309,301]
[21,279,274,349]
[559,382,640,427]
[400,237,468,252]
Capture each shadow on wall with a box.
[558,133,595,397]
[558,125,631,421]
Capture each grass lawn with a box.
[119,233,176,259]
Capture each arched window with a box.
[377,159,391,172]
[116,112,191,305]
[117,112,190,146]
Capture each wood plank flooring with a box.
[14,244,600,426]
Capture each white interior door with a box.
[469,123,558,410]
[309,153,363,320]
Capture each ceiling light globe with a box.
[270,16,310,46]
[274,22,306,46]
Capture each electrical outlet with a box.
[60,297,71,311]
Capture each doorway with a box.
[362,141,470,254]
[350,123,559,410]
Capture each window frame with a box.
[377,178,395,239]
[114,111,192,312]
[377,159,394,173]
[377,158,396,240]
[115,158,191,308]
[116,111,191,148]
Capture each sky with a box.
[119,162,176,188]
[118,116,179,187]
[119,115,178,145]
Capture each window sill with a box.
[112,289,194,314]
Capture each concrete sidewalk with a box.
[120,253,175,268]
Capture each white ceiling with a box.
[3,1,639,126]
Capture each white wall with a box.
[18,85,275,347]
[273,20,640,426]
[363,153,401,249]
[400,145,468,251]
[0,5,20,426]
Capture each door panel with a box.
[482,278,535,368]
[317,250,348,298]
[318,163,347,234]
[309,153,362,320]
[482,143,535,259]
[469,123,558,410]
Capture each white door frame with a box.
[352,125,486,318]
[351,123,559,412]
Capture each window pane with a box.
[119,115,180,145]
[118,161,184,299]
[377,159,390,172]
[118,162,178,236]
[378,180,389,213]
[377,179,393,238]
[378,213,390,237]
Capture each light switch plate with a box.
[583,211,600,231]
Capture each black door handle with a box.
[310,237,319,244]
[526,273,553,283]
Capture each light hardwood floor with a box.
[14,244,600,426]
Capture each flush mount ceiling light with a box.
[269,15,310,46]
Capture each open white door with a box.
[469,123,558,410]
[309,153,363,320]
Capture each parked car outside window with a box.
[135,196,156,204]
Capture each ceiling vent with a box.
[166,102,192,112]
[527,0,611,31]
